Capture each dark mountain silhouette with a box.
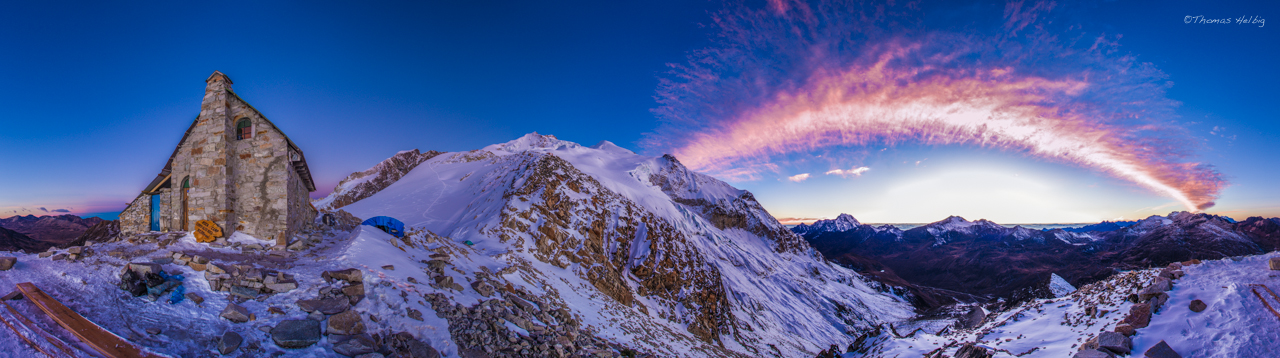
[0,214,105,244]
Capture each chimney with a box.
[205,70,233,93]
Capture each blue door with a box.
[150,194,161,232]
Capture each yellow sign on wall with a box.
[194,220,223,243]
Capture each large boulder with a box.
[0,257,16,271]
[955,343,993,358]
[1269,257,1280,270]
[324,268,364,283]
[297,298,351,315]
[1138,278,1172,301]
[271,320,321,348]
[1122,303,1151,328]
[332,334,377,356]
[220,303,252,323]
[218,331,243,355]
[1143,340,1183,358]
[1095,331,1131,355]
[328,310,367,335]
[1072,349,1113,358]
[1189,299,1207,312]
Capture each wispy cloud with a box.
[51,209,70,213]
[786,173,812,182]
[825,166,870,178]
[648,0,1225,211]
[38,207,48,212]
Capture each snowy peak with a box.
[791,213,862,236]
[484,132,581,154]
[589,140,634,155]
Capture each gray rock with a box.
[954,342,992,358]
[308,311,326,321]
[229,285,259,299]
[324,268,363,283]
[220,303,252,323]
[271,320,321,349]
[1123,303,1151,328]
[1143,340,1183,358]
[1095,331,1130,354]
[1139,277,1173,301]
[50,254,67,261]
[297,298,351,314]
[1270,257,1280,270]
[1073,349,1113,358]
[1150,292,1170,313]
[1189,299,1207,312]
[470,281,494,297]
[266,280,298,293]
[327,310,366,335]
[332,334,377,357]
[38,252,53,258]
[342,284,366,304]
[0,257,16,271]
[218,331,243,355]
[186,293,204,305]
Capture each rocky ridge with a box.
[315,149,444,211]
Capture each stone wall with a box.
[286,152,317,239]
[119,194,150,236]
[157,188,172,231]
[227,91,291,240]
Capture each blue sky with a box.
[0,0,1276,223]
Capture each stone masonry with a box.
[120,71,317,242]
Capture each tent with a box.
[361,216,405,238]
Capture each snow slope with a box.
[853,252,1280,357]
[325,133,914,357]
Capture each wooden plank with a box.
[0,309,60,358]
[1251,287,1280,321]
[15,282,166,358]
[2,300,79,356]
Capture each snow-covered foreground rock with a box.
[327,133,914,357]
[855,252,1280,357]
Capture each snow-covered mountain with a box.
[791,213,861,236]
[319,133,913,357]
[314,149,443,211]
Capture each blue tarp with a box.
[362,216,405,238]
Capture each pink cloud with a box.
[648,0,1225,211]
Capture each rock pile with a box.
[204,260,298,299]
[423,287,619,358]
[1115,262,1185,336]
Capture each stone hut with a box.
[119,71,317,241]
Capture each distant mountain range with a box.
[0,214,117,252]
[794,212,1280,310]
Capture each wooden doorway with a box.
[181,176,190,231]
